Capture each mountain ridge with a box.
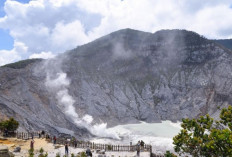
[1,29,232,136]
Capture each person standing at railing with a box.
[31,132,34,139]
[53,136,57,145]
[136,141,141,157]
[3,128,8,137]
[140,140,145,151]
[65,143,69,156]
[30,139,35,150]
[41,130,45,138]
[38,131,41,138]
[74,139,77,148]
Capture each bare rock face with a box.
[0,29,231,135]
[0,63,90,138]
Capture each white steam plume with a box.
[112,42,133,60]
[45,72,120,139]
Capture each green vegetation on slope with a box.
[2,58,42,69]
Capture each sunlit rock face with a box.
[0,29,231,135]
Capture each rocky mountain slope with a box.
[1,29,232,136]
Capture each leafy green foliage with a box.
[164,151,177,157]
[38,147,48,157]
[56,153,61,157]
[0,117,19,131]
[171,106,232,157]
[76,152,87,157]
[28,148,34,157]
[81,152,87,157]
[220,105,232,130]
[39,148,44,154]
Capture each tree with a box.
[0,117,19,132]
[169,105,232,157]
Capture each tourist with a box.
[31,132,34,139]
[140,140,145,150]
[136,141,140,157]
[38,131,41,138]
[65,143,69,156]
[71,137,75,147]
[41,130,45,138]
[53,136,56,145]
[3,128,8,137]
[30,140,35,150]
[46,134,50,139]
[86,146,92,157]
[74,139,77,148]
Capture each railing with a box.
[16,131,43,140]
[16,132,152,153]
[54,138,152,152]
[0,131,17,138]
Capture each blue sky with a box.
[0,0,232,66]
[0,0,12,50]
[0,0,30,50]
[0,29,13,50]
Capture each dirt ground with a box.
[0,137,150,157]
[0,137,56,157]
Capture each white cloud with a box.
[29,51,55,59]
[50,20,89,52]
[0,41,25,66]
[0,0,232,65]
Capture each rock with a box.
[9,152,14,157]
[10,144,15,148]
[13,146,21,152]
[98,149,105,154]
[54,144,62,149]
[0,145,10,157]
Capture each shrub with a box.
[38,148,48,157]
[80,152,87,157]
[39,148,44,154]
[169,105,232,156]
[0,117,19,132]
[56,153,61,157]
[77,152,87,157]
[164,151,177,157]
[28,148,34,157]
